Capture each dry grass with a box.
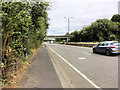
[3,46,41,88]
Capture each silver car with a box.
[93,41,120,56]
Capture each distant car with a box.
[93,41,120,56]
[50,41,54,44]
[63,40,67,44]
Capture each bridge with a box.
[46,35,73,38]
[44,34,73,43]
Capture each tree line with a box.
[1,1,50,84]
[70,14,120,42]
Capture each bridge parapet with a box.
[46,35,73,38]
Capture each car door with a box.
[102,43,108,53]
[96,43,102,53]
[98,43,104,53]
[101,43,109,53]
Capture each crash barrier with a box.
[66,42,99,47]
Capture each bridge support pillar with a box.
[67,37,69,43]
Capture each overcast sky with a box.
[47,0,119,35]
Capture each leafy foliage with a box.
[70,15,120,42]
[1,2,50,84]
[111,14,120,22]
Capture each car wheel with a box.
[105,50,110,56]
[93,48,96,53]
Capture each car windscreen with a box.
[112,42,120,46]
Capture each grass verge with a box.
[2,46,41,88]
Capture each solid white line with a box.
[83,52,92,55]
[61,45,92,55]
[48,46,101,89]
[67,45,92,50]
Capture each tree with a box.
[111,14,120,40]
[70,18,119,42]
[111,14,120,22]
[2,1,50,84]
[31,2,50,48]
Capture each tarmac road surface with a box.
[47,44,118,88]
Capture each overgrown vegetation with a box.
[70,14,120,42]
[1,1,50,85]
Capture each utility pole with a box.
[68,18,70,35]
[118,1,120,15]
[67,18,70,43]
[64,17,73,43]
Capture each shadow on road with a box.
[91,52,118,57]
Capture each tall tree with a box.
[111,14,120,22]
[2,1,50,84]
[70,18,119,42]
[31,1,50,48]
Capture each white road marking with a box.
[48,46,101,89]
[63,45,92,55]
[48,51,72,88]
[48,44,92,50]
[67,45,92,50]
[78,57,86,60]
[83,52,92,55]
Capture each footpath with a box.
[16,46,62,88]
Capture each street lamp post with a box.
[118,1,120,42]
[64,17,73,43]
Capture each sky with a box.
[47,0,119,35]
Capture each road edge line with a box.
[48,46,101,89]
[47,47,72,88]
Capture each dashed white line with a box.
[78,57,86,60]
[48,46,101,89]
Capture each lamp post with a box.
[64,17,73,43]
[118,1,120,15]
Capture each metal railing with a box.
[65,42,98,47]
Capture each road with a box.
[46,43,118,88]
[16,47,62,88]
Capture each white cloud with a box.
[47,0,119,35]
